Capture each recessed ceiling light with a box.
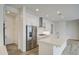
[35,8,39,11]
[57,10,62,15]
[7,10,10,14]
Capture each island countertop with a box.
[38,35,68,47]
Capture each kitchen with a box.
[0,4,79,55]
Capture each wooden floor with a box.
[6,43,23,55]
[6,43,38,55]
[26,47,39,55]
[6,40,79,55]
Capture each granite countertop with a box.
[38,35,67,47]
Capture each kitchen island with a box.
[37,35,68,55]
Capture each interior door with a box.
[5,14,15,45]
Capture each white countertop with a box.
[38,35,67,47]
[37,35,50,39]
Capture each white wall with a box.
[54,21,67,39]
[17,8,24,51]
[66,20,79,40]
[54,20,79,40]
[0,5,4,45]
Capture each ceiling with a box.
[6,4,79,21]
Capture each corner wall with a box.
[0,5,4,45]
[66,20,79,40]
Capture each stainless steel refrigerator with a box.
[26,25,38,51]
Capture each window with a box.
[39,17,43,27]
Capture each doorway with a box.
[4,11,18,45]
